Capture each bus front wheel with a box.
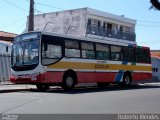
[62,75,76,90]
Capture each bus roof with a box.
[19,31,150,49]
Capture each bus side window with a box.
[135,49,141,63]
[123,47,135,62]
[135,48,149,63]
[96,43,110,60]
[145,49,151,63]
[65,40,80,58]
[111,46,122,61]
[81,42,95,59]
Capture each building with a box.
[26,7,136,45]
[0,31,17,42]
[0,31,17,82]
[151,50,160,80]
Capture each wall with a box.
[0,54,11,82]
[152,58,160,80]
[0,42,12,82]
[32,8,87,37]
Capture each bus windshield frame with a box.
[11,32,41,71]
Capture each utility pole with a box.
[28,0,34,31]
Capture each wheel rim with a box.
[124,76,130,85]
[66,76,74,87]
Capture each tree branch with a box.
[150,0,160,10]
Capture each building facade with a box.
[151,50,160,80]
[26,7,136,45]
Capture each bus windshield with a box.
[11,35,40,71]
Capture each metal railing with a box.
[86,25,136,41]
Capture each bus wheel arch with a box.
[121,71,132,87]
[62,69,77,90]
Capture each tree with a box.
[150,0,160,10]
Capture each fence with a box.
[0,53,11,83]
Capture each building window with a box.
[6,46,9,53]
[98,21,101,27]
[107,23,112,30]
[103,23,106,28]
[120,26,123,32]
[88,19,91,26]
[152,68,158,72]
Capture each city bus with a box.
[10,31,152,90]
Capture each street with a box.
[0,84,160,114]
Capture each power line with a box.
[29,1,160,24]
[2,0,26,12]
[0,17,26,30]
[25,0,65,11]
[36,2,66,11]
[3,0,160,30]
[25,0,160,26]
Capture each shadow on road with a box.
[29,84,160,94]
[0,84,160,94]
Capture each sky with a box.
[0,0,160,50]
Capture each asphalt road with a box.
[0,84,160,114]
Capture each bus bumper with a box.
[10,73,46,84]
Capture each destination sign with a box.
[14,32,41,42]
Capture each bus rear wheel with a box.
[62,75,76,90]
[36,84,49,91]
[120,74,132,87]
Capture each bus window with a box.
[41,35,62,65]
[123,47,135,62]
[135,48,151,63]
[42,44,62,65]
[81,42,95,59]
[111,46,122,61]
[144,49,151,63]
[65,40,80,58]
[96,43,110,60]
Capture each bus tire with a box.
[97,82,109,88]
[120,74,132,87]
[62,75,76,90]
[36,84,49,91]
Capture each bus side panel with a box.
[95,72,116,82]
[45,72,64,83]
[77,72,116,83]
[132,73,152,81]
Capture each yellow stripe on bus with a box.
[47,61,152,72]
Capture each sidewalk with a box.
[133,79,160,86]
[0,81,36,93]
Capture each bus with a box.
[10,31,152,90]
